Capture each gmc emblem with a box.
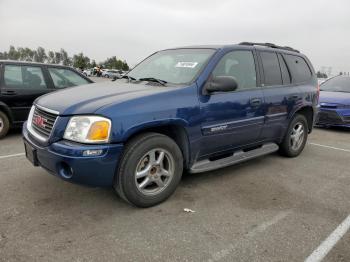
[33,115,46,128]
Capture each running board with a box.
[189,143,279,173]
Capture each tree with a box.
[8,46,20,60]
[72,53,90,69]
[0,52,7,59]
[122,60,129,71]
[47,51,55,64]
[60,49,71,66]
[33,47,47,63]
[102,56,129,70]
[1,46,130,70]
[54,51,62,64]
[23,48,34,61]
[91,59,97,68]
[316,71,328,78]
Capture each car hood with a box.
[319,91,350,105]
[36,80,176,115]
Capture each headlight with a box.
[64,116,111,144]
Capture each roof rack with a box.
[239,42,300,53]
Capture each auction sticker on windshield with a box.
[175,62,198,68]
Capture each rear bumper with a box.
[23,122,124,187]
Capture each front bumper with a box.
[316,108,350,128]
[23,122,124,187]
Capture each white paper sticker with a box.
[175,62,198,68]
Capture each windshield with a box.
[127,48,216,85]
[320,76,350,93]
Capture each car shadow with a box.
[314,126,350,133]
[6,127,22,136]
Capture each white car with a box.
[317,78,327,85]
[103,69,122,78]
[83,69,93,77]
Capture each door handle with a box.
[250,98,262,106]
[1,90,17,95]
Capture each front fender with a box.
[119,118,189,142]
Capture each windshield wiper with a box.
[119,75,136,82]
[138,77,167,86]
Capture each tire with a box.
[279,114,308,157]
[114,132,183,207]
[0,111,10,139]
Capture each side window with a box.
[48,67,89,89]
[278,54,291,84]
[4,65,47,89]
[284,54,312,83]
[260,52,282,86]
[212,50,257,90]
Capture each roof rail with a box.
[239,42,300,53]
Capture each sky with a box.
[0,0,349,75]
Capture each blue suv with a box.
[22,42,319,207]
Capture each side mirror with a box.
[205,76,238,94]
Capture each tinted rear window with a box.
[260,52,282,86]
[284,54,312,83]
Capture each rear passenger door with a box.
[258,51,302,140]
[0,64,52,123]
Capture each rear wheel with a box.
[114,133,183,207]
[279,114,308,157]
[0,111,10,139]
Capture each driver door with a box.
[198,50,265,157]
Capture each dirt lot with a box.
[0,84,349,261]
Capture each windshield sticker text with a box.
[175,62,198,68]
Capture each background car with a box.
[317,75,350,127]
[317,78,327,85]
[0,60,93,138]
[83,68,93,76]
[103,69,122,78]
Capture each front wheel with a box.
[114,133,183,207]
[279,114,308,157]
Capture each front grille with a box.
[31,106,58,138]
[343,115,350,123]
[317,110,344,125]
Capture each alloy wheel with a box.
[0,117,3,133]
[135,148,175,196]
[290,123,305,151]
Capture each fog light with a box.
[59,162,73,179]
[83,149,103,156]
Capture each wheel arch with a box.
[291,106,314,133]
[122,121,191,169]
[0,102,13,125]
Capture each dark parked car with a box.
[23,42,318,207]
[0,61,93,138]
[317,75,350,127]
